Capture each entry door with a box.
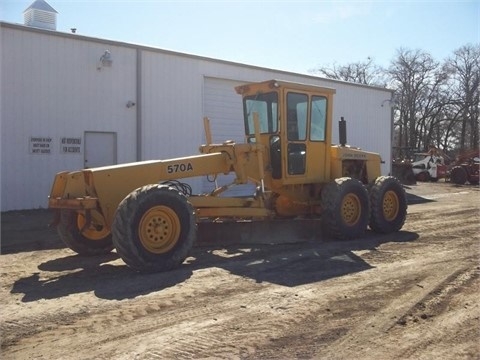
[84,131,117,168]
[284,92,328,182]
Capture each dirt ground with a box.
[1,181,479,360]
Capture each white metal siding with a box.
[1,23,393,211]
[1,26,137,210]
[203,78,244,144]
[140,51,205,194]
[328,84,392,174]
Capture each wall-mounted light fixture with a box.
[97,50,113,70]
[381,99,391,107]
[381,95,397,108]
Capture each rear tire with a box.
[112,184,196,273]
[57,210,113,255]
[321,177,370,240]
[369,176,407,233]
[450,166,467,185]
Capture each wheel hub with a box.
[341,193,361,226]
[77,213,110,241]
[383,190,399,221]
[139,205,180,254]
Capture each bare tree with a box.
[310,46,477,157]
[445,44,480,151]
[310,57,386,86]
[387,48,447,152]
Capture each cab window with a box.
[287,93,308,141]
[243,92,278,135]
[310,96,327,141]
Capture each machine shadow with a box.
[11,252,193,302]
[188,230,419,287]
[11,230,418,302]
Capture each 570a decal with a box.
[167,163,194,174]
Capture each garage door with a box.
[202,77,256,196]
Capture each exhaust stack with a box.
[339,117,347,147]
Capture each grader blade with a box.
[197,219,324,245]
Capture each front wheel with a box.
[321,177,370,240]
[112,184,196,272]
[57,210,113,255]
[369,176,407,233]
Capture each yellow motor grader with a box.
[49,79,407,272]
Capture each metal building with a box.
[0,20,394,211]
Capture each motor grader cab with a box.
[49,79,407,272]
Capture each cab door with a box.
[307,95,328,182]
[284,92,328,183]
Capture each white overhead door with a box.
[202,77,256,196]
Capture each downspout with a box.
[136,48,142,161]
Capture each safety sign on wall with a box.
[60,137,82,154]
[29,137,52,154]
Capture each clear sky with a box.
[1,0,479,75]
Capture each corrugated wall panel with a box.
[1,23,393,210]
[329,83,392,174]
[140,51,204,194]
[203,77,244,143]
[1,26,137,210]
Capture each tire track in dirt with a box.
[1,184,479,359]
[392,269,480,359]
[2,252,339,359]
[357,265,480,360]
[404,204,479,239]
[0,241,385,359]
[247,258,479,360]
[393,266,479,328]
[3,230,478,359]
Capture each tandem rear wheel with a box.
[369,176,407,233]
[321,176,407,240]
[321,177,370,240]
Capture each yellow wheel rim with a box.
[139,206,180,254]
[77,213,110,240]
[383,190,399,221]
[341,193,361,226]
